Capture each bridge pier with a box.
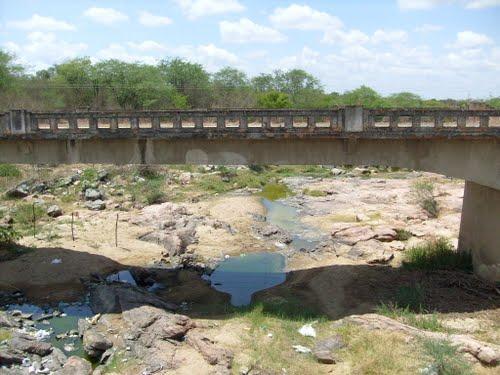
[459,181,500,282]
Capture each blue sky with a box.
[1,0,499,98]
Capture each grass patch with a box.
[403,238,473,272]
[0,328,12,341]
[302,188,327,197]
[11,202,47,235]
[376,303,448,332]
[0,225,21,246]
[100,350,135,374]
[422,339,472,375]
[395,228,412,241]
[0,164,21,178]
[412,180,439,218]
[260,183,292,200]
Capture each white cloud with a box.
[372,29,408,44]
[398,0,450,10]
[3,32,87,70]
[398,0,500,9]
[448,30,494,48]
[139,11,172,27]
[83,7,129,25]
[95,43,158,64]
[322,29,370,45]
[220,18,286,43]
[414,24,443,32]
[7,14,75,31]
[171,43,240,71]
[278,46,321,69]
[128,40,169,53]
[465,0,500,8]
[269,4,342,31]
[174,0,245,20]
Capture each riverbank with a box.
[1,164,498,374]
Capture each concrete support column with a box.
[459,181,500,282]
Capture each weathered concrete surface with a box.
[459,181,500,282]
[1,138,498,190]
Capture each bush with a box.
[12,203,46,234]
[302,188,327,197]
[0,226,21,247]
[395,283,425,311]
[412,180,439,218]
[403,238,472,272]
[395,229,412,241]
[260,183,291,200]
[0,164,21,177]
[422,340,472,375]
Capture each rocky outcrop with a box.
[89,283,178,314]
[0,311,20,328]
[9,334,53,356]
[332,226,376,245]
[346,240,394,264]
[340,314,500,366]
[55,356,92,375]
[186,331,233,373]
[83,329,113,358]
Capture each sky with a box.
[0,0,499,99]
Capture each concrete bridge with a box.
[1,107,499,282]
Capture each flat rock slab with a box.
[313,334,346,364]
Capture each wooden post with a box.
[71,213,75,241]
[115,213,119,247]
[32,203,36,238]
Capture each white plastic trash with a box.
[298,323,317,337]
[292,345,311,354]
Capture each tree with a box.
[342,86,385,108]
[212,67,255,107]
[257,91,291,108]
[0,50,23,91]
[386,92,423,108]
[159,58,211,108]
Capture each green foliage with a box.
[12,202,46,234]
[342,85,385,108]
[395,228,412,241]
[0,328,12,342]
[395,283,426,312]
[302,189,327,197]
[422,340,472,375]
[128,170,167,205]
[257,91,292,108]
[0,164,21,177]
[0,225,21,246]
[412,180,439,218]
[403,238,473,272]
[260,183,291,200]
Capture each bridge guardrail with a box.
[2,108,499,138]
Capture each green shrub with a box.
[403,238,472,272]
[395,229,412,241]
[260,183,291,200]
[0,226,21,247]
[302,188,327,197]
[80,168,98,183]
[422,340,472,375]
[395,283,425,312]
[12,203,46,234]
[135,165,162,180]
[412,180,439,217]
[0,164,21,177]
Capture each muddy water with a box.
[7,302,93,358]
[208,252,286,306]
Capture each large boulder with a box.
[0,349,24,366]
[9,334,53,356]
[55,356,92,375]
[85,200,106,211]
[373,226,398,242]
[6,183,30,198]
[84,188,103,201]
[83,329,113,358]
[347,239,394,264]
[47,205,63,218]
[333,226,376,245]
[313,334,346,364]
[0,311,20,328]
[89,283,178,314]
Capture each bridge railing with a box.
[2,108,500,137]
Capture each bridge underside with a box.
[1,136,499,282]
[0,137,498,190]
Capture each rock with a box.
[84,189,103,201]
[0,311,20,328]
[83,329,113,358]
[6,183,30,198]
[0,349,24,365]
[55,356,92,375]
[43,348,67,372]
[259,225,293,244]
[313,334,346,364]
[186,331,233,369]
[31,182,48,194]
[331,168,344,176]
[355,213,370,222]
[85,200,106,211]
[333,226,376,245]
[179,172,192,185]
[47,205,63,218]
[373,226,397,242]
[89,284,178,314]
[347,239,394,264]
[9,335,53,356]
[97,170,109,182]
[122,305,194,345]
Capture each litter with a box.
[298,323,317,337]
[292,345,311,354]
[51,259,62,264]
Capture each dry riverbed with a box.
[0,164,498,374]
